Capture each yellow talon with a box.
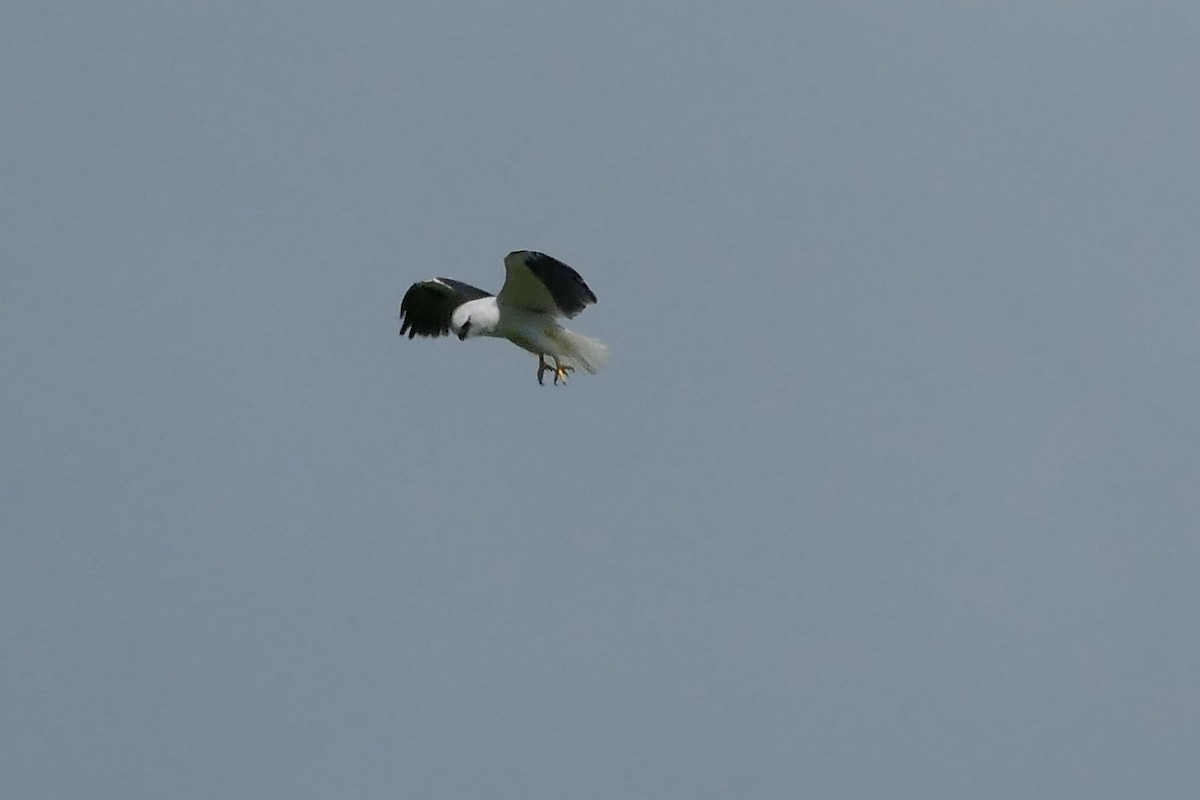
[537,355,573,386]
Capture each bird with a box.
[399,250,609,385]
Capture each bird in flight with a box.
[399,250,609,385]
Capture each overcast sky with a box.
[3,2,1199,798]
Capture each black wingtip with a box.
[518,251,598,317]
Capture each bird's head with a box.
[450,299,498,341]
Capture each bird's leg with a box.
[552,357,574,386]
[537,354,574,385]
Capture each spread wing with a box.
[399,278,492,338]
[497,250,597,319]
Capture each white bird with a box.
[399,250,609,385]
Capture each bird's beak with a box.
[457,327,468,341]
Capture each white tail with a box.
[557,328,610,374]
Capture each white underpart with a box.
[450,297,609,374]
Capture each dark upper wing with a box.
[497,250,597,318]
[398,278,492,338]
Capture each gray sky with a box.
[3,1,1199,798]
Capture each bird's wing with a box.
[497,250,597,319]
[399,278,492,338]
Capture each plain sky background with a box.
[3,1,1199,797]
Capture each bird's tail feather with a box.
[558,329,610,374]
